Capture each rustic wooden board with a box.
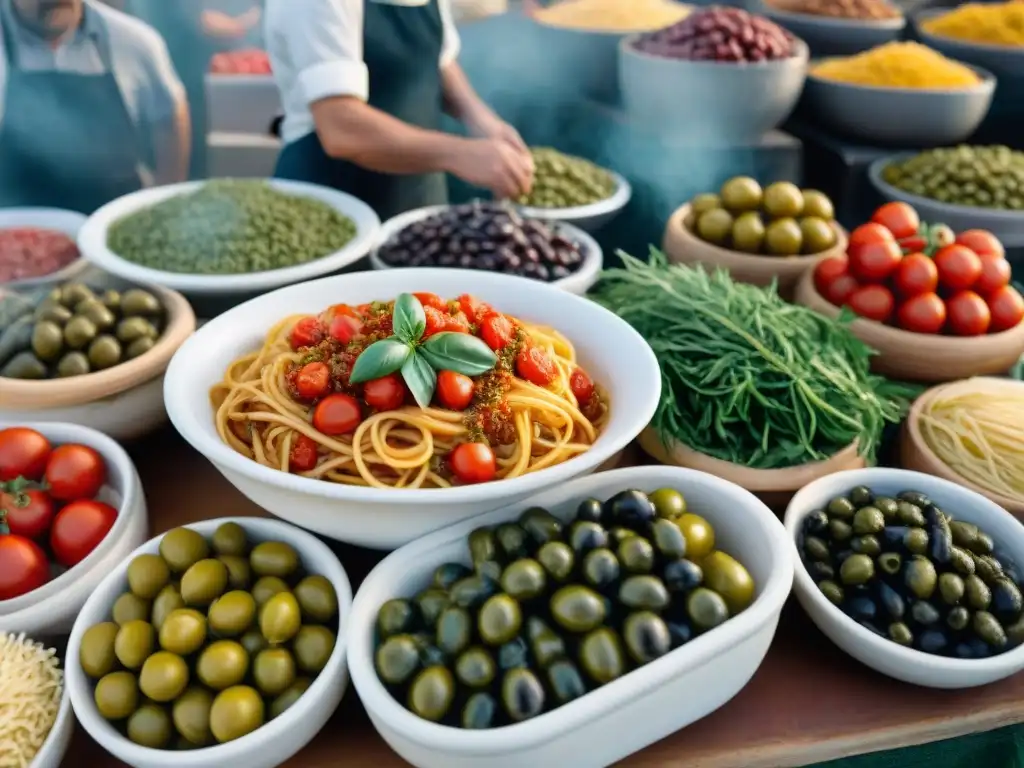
[62,431,1024,768]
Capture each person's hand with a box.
[467,110,528,153]
[451,138,534,200]
[201,10,247,39]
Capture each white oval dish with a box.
[66,516,353,768]
[516,171,632,233]
[28,679,73,768]
[368,205,603,296]
[163,268,660,549]
[785,467,1024,688]
[0,207,89,288]
[349,465,794,768]
[76,179,381,296]
[0,422,148,636]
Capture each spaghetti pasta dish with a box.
[0,632,63,768]
[212,292,607,489]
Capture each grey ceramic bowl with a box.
[868,155,1024,247]
[526,22,626,106]
[802,63,995,147]
[618,36,809,143]
[762,5,904,56]
[913,9,1024,79]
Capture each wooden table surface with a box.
[64,429,1024,768]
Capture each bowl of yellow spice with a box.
[914,1,1024,79]
[803,42,995,146]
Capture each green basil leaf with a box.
[392,293,426,344]
[349,339,412,384]
[401,351,437,409]
[420,332,497,377]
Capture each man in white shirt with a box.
[0,0,190,213]
[266,0,533,219]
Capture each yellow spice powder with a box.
[921,1,1024,47]
[533,0,691,31]
[812,42,981,89]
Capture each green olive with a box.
[160,528,210,573]
[375,634,421,685]
[619,575,670,612]
[618,536,655,574]
[888,622,914,646]
[550,585,606,633]
[240,628,269,658]
[208,590,257,637]
[79,622,120,679]
[648,487,686,519]
[801,189,834,219]
[517,507,563,546]
[852,507,885,535]
[210,686,265,743]
[294,575,338,623]
[818,580,844,605]
[408,666,455,722]
[690,193,721,215]
[250,541,300,579]
[252,576,291,609]
[762,181,804,218]
[974,610,1008,648]
[139,651,189,702]
[719,176,762,212]
[695,208,733,246]
[537,541,575,582]
[579,627,625,684]
[127,703,172,748]
[114,619,155,670]
[965,574,992,610]
[173,687,214,746]
[100,289,122,313]
[686,587,730,631]
[180,559,229,607]
[0,351,47,379]
[197,640,249,690]
[116,316,158,343]
[939,573,966,606]
[112,592,151,625]
[59,283,95,307]
[454,646,497,688]
[56,351,90,377]
[94,671,139,720]
[121,289,163,317]
[151,584,185,631]
[827,497,856,518]
[63,314,97,350]
[254,647,296,696]
[31,320,64,361]
[730,211,765,253]
[76,300,116,331]
[292,625,335,674]
[701,551,755,613]
[159,608,207,656]
[478,594,522,646]
[840,554,875,586]
[764,217,802,256]
[269,678,311,719]
[799,217,836,254]
[87,334,123,370]
[212,522,248,557]
[35,302,72,325]
[128,554,171,600]
[905,556,938,600]
[260,591,302,645]
[218,555,252,591]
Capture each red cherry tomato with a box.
[893,253,939,297]
[848,222,896,251]
[444,312,471,334]
[313,393,363,435]
[412,292,447,311]
[0,427,52,481]
[449,443,497,484]
[823,274,860,306]
[847,285,895,323]
[289,317,324,350]
[45,444,105,501]
[516,344,558,387]
[479,313,516,351]
[813,255,848,295]
[946,291,991,336]
[956,229,1004,260]
[871,202,920,240]
[436,371,474,410]
[422,306,449,339]
[987,285,1024,333]
[974,252,1012,295]
[934,245,983,291]
[0,535,49,599]
[569,367,595,404]
[458,294,492,324]
[849,239,902,283]
[364,373,407,411]
[329,314,362,344]
[50,499,118,567]
[294,362,331,400]
[289,434,319,473]
[1,489,55,539]
[896,293,947,334]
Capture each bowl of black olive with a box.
[369,202,602,295]
[347,465,793,768]
[785,468,1024,688]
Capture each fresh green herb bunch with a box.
[107,180,357,275]
[591,249,919,469]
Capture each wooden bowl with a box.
[794,268,1024,383]
[637,427,865,512]
[900,377,1024,517]
[0,284,196,410]
[662,204,848,299]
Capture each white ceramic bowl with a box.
[163,269,660,549]
[0,208,90,288]
[66,517,353,768]
[0,422,148,636]
[368,206,603,296]
[76,178,381,298]
[785,467,1024,688]
[29,679,73,768]
[349,465,794,768]
[517,172,633,233]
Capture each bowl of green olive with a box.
[786,467,1024,688]
[0,278,196,440]
[65,517,352,768]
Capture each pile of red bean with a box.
[633,7,795,62]
[209,48,271,75]
[0,228,80,283]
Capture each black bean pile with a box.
[633,7,795,62]
[377,203,586,282]
[798,485,1024,658]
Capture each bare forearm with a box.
[440,62,489,126]
[311,97,464,175]
[152,102,191,184]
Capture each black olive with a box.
[568,521,609,554]
[665,620,693,648]
[917,629,948,654]
[537,541,575,582]
[604,490,656,530]
[910,601,940,626]
[802,510,829,535]
[375,634,421,685]
[807,561,835,582]
[663,559,703,593]
[455,647,497,688]
[582,548,621,591]
[436,606,473,656]
[618,536,656,575]
[843,597,877,622]
[622,611,672,664]
[849,486,875,507]
[501,668,545,723]
[650,519,687,559]
[411,634,446,667]
[877,582,905,620]
[859,621,884,636]
[989,578,1023,619]
[518,507,563,546]
[897,491,931,508]
[881,526,909,550]
[1005,616,1024,647]
[495,524,530,561]
[946,606,970,632]
[526,617,566,667]
[462,692,498,729]
[497,637,529,670]
[928,513,953,565]
[449,575,497,609]
[377,599,419,639]
[468,528,499,567]
[829,519,853,543]
[546,659,587,704]
[414,589,451,627]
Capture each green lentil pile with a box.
[881,145,1024,210]
[516,148,617,209]
[107,180,358,275]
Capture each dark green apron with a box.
[274,0,449,220]
[0,12,144,213]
